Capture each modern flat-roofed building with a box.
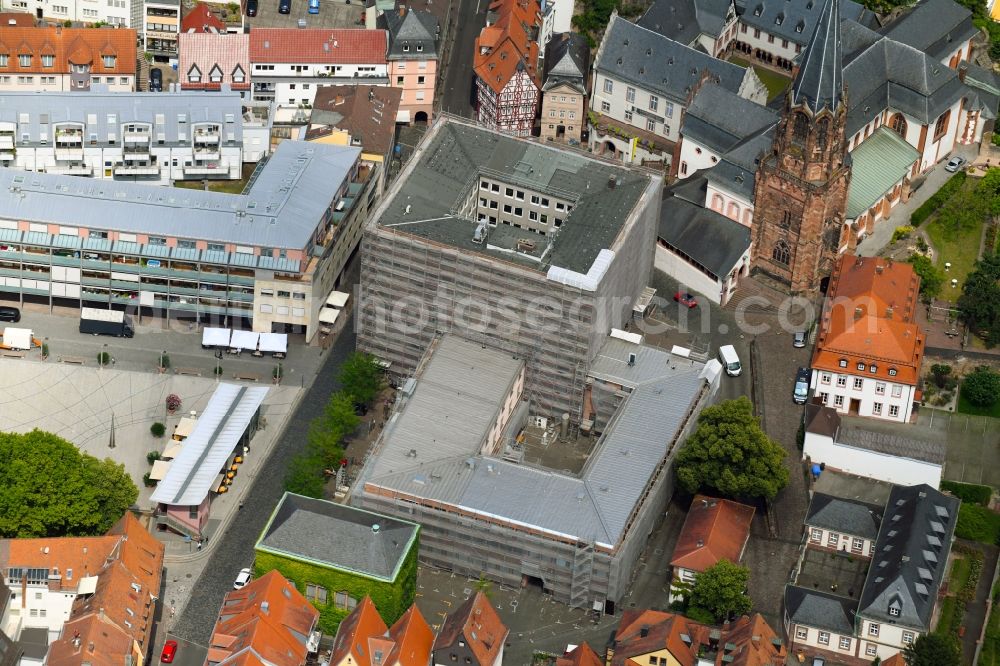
[0,89,267,182]
[0,139,377,338]
[357,116,662,421]
[144,0,180,60]
[354,333,718,610]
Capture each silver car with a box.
[944,156,965,172]
[793,330,807,348]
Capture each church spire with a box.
[790,0,843,114]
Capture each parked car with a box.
[246,0,258,14]
[0,306,20,323]
[160,640,178,663]
[793,367,810,405]
[944,156,965,172]
[233,567,252,589]
[793,330,807,348]
[149,67,162,92]
[278,0,291,13]
[308,0,319,13]
[673,291,698,308]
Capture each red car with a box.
[160,640,178,663]
[673,291,698,308]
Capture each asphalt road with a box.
[166,319,357,648]
[439,0,487,117]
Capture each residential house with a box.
[178,32,250,98]
[383,6,438,124]
[205,570,320,666]
[0,513,164,662]
[0,25,136,92]
[4,0,139,28]
[329,597,434,666]
[554,643,602,666]
[606,609,787,666]
[669,495,754,601]
[304,84,402,193]
[810,255,924,422]
[180,2,225,33]
[589,13,767,166]
[254,493,420,635]
[785,484,959,663]
[803,491,882,557]
[0,89,258,182]
[0,581,20,666]
[539,31,588,144]
[473,0,541,136]
[249,28,388,126]
[802,404,946,487]
[144,0,180,60]
[432,592,507,666]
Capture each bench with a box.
[2,351,25,359]
[60,356,87,365]
[175,367,202,377]
[233,373,260,382]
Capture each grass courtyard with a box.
[917,176,988,303]
[172,162,256,194]
[727,56,790,102]
[958,387,1000,418]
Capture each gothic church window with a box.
[890,114,907,138]
[816,118,829,150]
[792,112,809,144]
[772,240,790,265]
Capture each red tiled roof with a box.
[811,254,924,385]
[179,32,249,90]
[207,570,319,666]
[472,0,540,93]
[0,13,34,27]
[433,592,508,666]
[181,3,225,33]
[0,26,136,74]
[386,604,435,666]
[307,84,402,155]
[670,496,755,573]
[611,610,704,666]
[248,28,386,64]
[721,614,787,666]
[556,643,604,666]
[331,597,389,666]
[46,613,139,666]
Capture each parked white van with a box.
[718,344,742,377]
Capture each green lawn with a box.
[981,584,1000,666]
[957,387,1000,418]
[951,556,973,593]
[924,183,985,303]
[173,177,248,194]
[936,595,959,637]
[727,57,790,102]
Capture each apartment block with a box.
[383,7,438,124]
[1,0,139,27]
[143,0,180,59]
[0,25,136,91]
[0,139,378,339]
[0,89,268,182]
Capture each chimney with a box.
[854,307,863,319]
[399,4,405,16]
[372,523,381,534]
[958,64,968,82]
[55,24,62,34]
[875,264,884,274]
[261,601,270,613]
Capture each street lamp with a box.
[159,349,167,371]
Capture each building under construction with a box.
[357,116,663,422]
[352,334,719,611]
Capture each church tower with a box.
[751,0,852,294]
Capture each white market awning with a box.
[76,576,99,595]
[326,291,350,308]
[149,459,172,481]
[230,330,260,350]
[163,442,184,460]
[258,333,287,353]
[202,327,231,347]
[318,308,341,325]
[2,327,32,350]
[172,417,198,441]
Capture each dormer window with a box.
[417,44,423,51]
[403,44,410,52]
[775,12,784,24]
[857,362,865,371]
[796,20,805,32]
[869,364,877,373]
[42,55,54,67]
[839,358,848,368]
[889,605,900,617]
[102,55,116,68]
[753,4,762,15]
[18,54,31,67]
[888,367,898,376]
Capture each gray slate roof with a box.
[881,0,976,62]
[543,32,589,93]
[806,405,947,465]
[682,82,777,153]
[376,118,651,275]
[784,586,858,635]
[658,188,751,279]
[596,15,750,105]
[791,0,843,113]
[859,484,959,629]
[637,0,733,46]
[256,493,419,581]
[736,0,870,46]
[806,492,883,540]
[705,127,773,200]
[383,8,439,59]
[0,140,360,252]
[0,89,244,146]
[961,60,1000,120]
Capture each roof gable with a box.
[670,495,755,572]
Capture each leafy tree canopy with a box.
[907,254,943,302]
[962,366,1000,407]
[338,352,384,406]
[0,430,138,537]
[958,253,1000,347]
[675,396,789,500]
[903,633,961,666]
[688,560,753,623]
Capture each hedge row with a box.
[956,503,1000,545]
[942,480,993,507]
[911,170,967,226]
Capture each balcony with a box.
[54,147,84,161]
[0,152,14,161]
[184,163,226,175]
[114,164,161,176]
[0,136,13,149]
[55,133,83,144]
[124,133,151,144]
[192,148,220,160]
[48,164,92,175]
[193,132,220,145]
[123,151,151,161]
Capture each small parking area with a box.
[245,0,365,29]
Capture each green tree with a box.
[284,448,326,498]
[338,352,384,405]
[688,560,752,623]
[962,366,1000,407]
[930,363,953,388]
[907,254,943,302]
[674,396,789,500]
[959,254,1000,347]
[0,430,137,537]
[902,633,961,666]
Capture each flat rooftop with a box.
[0,139,360,252]
[796,547,869,601]
[813,468,894,506]
[375,117,653,275]
[256,493,419,582]
[360,335,710,548]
